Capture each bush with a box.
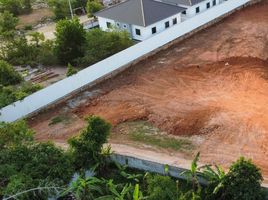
[0,60,22,86]
[219,157,265,200]
[0,120,34,149]
[47,0,70,20]
[68,116,111,170]
[147,174,178,200]
[66,63,78,76]
[0,82,42,109]
[86,0,103,17]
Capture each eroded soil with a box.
[29,0,268,181]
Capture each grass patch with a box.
[49,115,71,126]
[116,121,194,152]
[129,132,193,151]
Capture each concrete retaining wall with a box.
[0,0,260,122]
[110,153,268,198]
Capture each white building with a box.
[95,0,221,41]
[162,0,221,19]
[95,0,186,41]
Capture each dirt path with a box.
[29,0,268,182]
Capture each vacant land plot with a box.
[18,8,53,28]
[29,1,268,181]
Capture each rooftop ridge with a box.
[140,0,146,26]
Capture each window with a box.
[182,10,186,15]
[116,22,120,27]
[135,28,141,35]
[123,24,127,28]
[152,27,156,34]
[165,21,170,28]
[196,7,200,13]
[106,22,111,28]
[173,18,177,25]
[207,2,210,8]
[213,0,216,6]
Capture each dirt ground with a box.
[18,8,53,28]
[29,1,268,181]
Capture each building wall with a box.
[131,13,182,41]
[184,0,221,18]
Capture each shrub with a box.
[66,63,78,76]
[0,60,22,86]
[86,0,103,17]
[0,120,34,149]
[146,174,178,200]
[68,116,111,170]
[219,157,265,200]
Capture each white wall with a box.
[185,0,221,18]
[0,0,252,122]
[131,13,182,41]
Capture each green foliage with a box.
[0,120,34,149]
[0,120,74,199]
[54,18,86,64]
[86,0,103,17]
[146,174,177,200]
[0,60,22,86]
[0,11,18,34]
[65,175,105,200]
[0,82,42,109]
[67,63,78,76]
[68,115,111,170]
[0,0,32,15]
[76,28,133,67]
[47,0,71,20]
[36,39,58,66]
[218,157,265,200]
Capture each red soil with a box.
[29,0,268,180]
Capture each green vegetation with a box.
[0,0,32,16]
[86,0,103,17]
[66,63,78,76]
[76,28,133,67]
[49,114,72,126]
[0,116,266,200]
[0,82,42,108]
[130,132,193,151]
[54,17,86,64]
[0,60,22,86]
[47,0,71,20]
[68,116,112,170]
[114,121,194,152]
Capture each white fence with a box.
[0,0,251,122]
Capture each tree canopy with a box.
[54,17,86,64]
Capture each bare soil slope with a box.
[30,0,268,178]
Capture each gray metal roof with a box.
[95,0,186,27]
[161,0,205,6]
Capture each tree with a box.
[68,116,111,170]
[0,11,18,35]
[86,0,103,17]
[218,157,265,200]
[0,0,22,16]
[48,0,71,20]
[0,120,33,149]
[76,28,133,67]
[0,60,22,86]
[54,18,86,64]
